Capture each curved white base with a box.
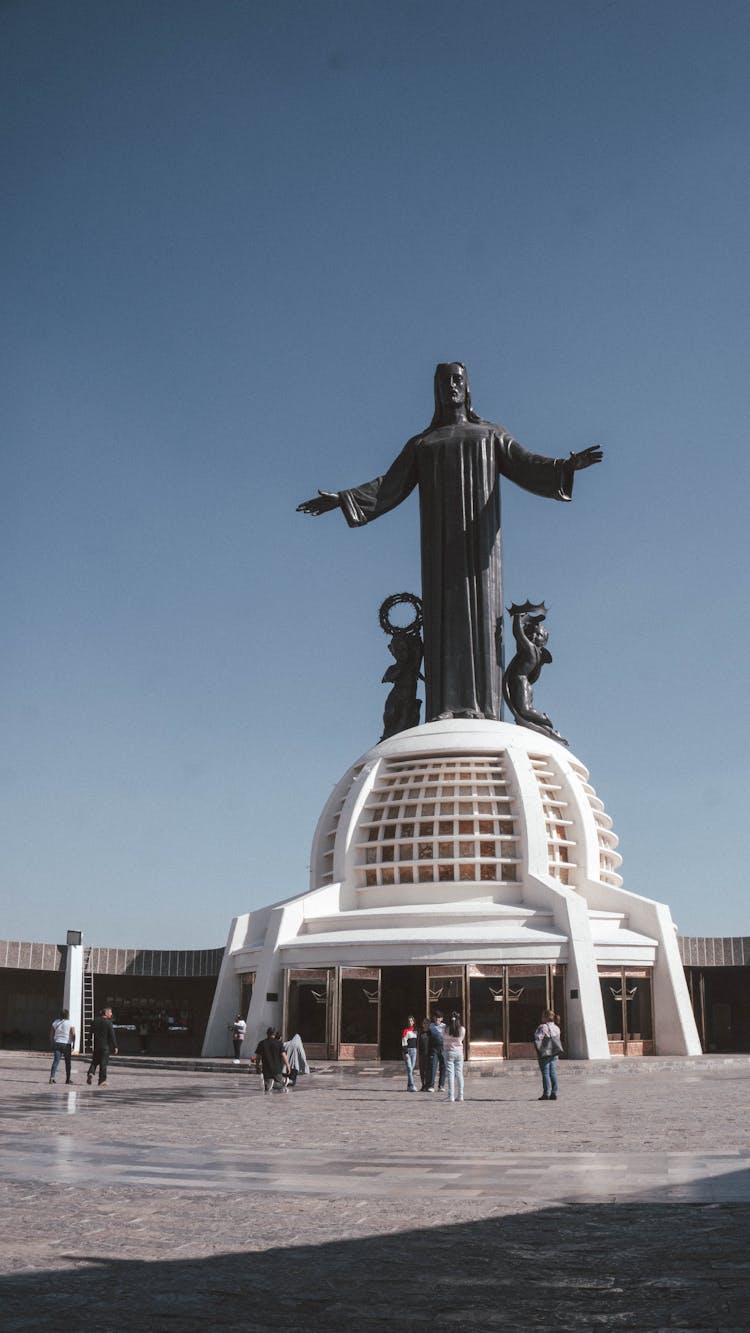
[204,721,701,1060]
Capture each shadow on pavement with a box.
[2,1196,749,1331]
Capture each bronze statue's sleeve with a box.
[339,438,419,527]
[497,430,575,501]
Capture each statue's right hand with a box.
[569,446,603,470]
[296,490,340,516]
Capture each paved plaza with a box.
[1,1052,750,1330]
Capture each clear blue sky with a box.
[3,1,749,948]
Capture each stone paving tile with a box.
[1,1053,749,1329]
[4,1052,750,1157]
[3,1130,750,1203]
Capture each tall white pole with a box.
[63,934,83,1054]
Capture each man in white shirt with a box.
[230,1015,247,1063]
[49,1008,76,1084]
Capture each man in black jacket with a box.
[254,1027,291,1093]
[87,1007,118,1086]
[426,1011,446,1092]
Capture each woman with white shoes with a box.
[443,1012,465,1102]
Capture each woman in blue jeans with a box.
[534,1008,562,1100]
[401,1015,418,1091]
[443,1012,465,1102]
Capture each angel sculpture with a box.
[379,593,424,741]
[503,602,567,745]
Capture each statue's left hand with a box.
[569,446,603,470]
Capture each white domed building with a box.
[203,720,700,1061]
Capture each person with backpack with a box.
[534,1008,563,1101]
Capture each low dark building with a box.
[0,939,222,1057]
[680,936,750,1053]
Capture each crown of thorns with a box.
[379,592,423,637]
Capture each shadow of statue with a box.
[2,1190,749,1330]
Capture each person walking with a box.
[443,1011,465,1102]
[49,1008,76,1084]
[230,1014,247,1063]
[282,1032,309,1080]
[401,1015,418,1091]
[87,1007,118,1087]
[254,1027,291,1093]
[426,1011,445,1092]
[534,1009,563,1101]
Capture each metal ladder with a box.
[82,949,95,1053]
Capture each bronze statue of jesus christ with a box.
[298,362,602,723]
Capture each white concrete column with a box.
[63,942,83,1053]
[509,745,610,1059]
[201,916,248,1057]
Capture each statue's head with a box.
[430,362,481,427]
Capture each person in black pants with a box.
[426,1011,446,1092]
[417,1017,432,1091]
[49,1008,76,1084]
[87,1007,118,1086]
[254,1027,291,1092]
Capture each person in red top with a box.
[401,1015,418,1091]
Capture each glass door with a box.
[467,966,504,1059]
[239,972,255,1024]
[506,966,548,1058]
[623,970,653,1055]
[285,968,333,1059]
[467,965,565,1059]
[598,967,654,1055]
[338,966,380,1060]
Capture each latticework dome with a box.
[311,719,621,904]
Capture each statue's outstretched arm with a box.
[296,490,341,516]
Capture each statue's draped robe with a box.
[339,421,575,722]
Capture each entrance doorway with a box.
[598,967,654,1055]
[239,972,255,1024]
[380,966,427,1059]
[287,968,333,1060]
